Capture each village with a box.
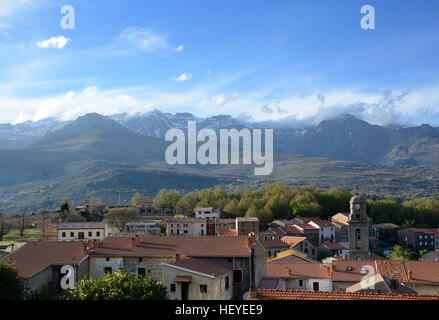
[2,192,439,301]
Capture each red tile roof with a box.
[218,229,238,236]
[164,257,232,277]
[322,242,347,251]
[1,241,88,279]
[248,289,439,300]
[282,236,307,248]
[407,227,439,234]
[261,239,290,249]
[89,235,252,257]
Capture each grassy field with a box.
[0,227,56,252]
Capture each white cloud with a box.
[207,69,211,75]
[36,35,71,49]
[117,27,170,54]
[172,73,192,82]
[175,44,184,52]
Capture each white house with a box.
[195,207,220,219]
[57,222,108,241]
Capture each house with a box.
[397,228,439,252]
[166,218,206,236]
[282,236,319,260]
[217,218,236,230]
[346,273,417,295]
[296,217,336,243]
[124,222,160,235]
[56,222,108,241]
[162,257,233,300]
[260,259,439,295]
[0,241,91,294]
[292,224,320,244]
[195,207,220,219]
[236,217,259,235]
[87,234,266,299]
[320,241,348,258]
[261,239,290,259]
[262,262,333,291]
[137,200,157,215]
[247,288,439,300]
[267,249,318,264]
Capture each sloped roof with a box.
[1,241,88,279]
[163,257,232,277]
[248,289,439,300]
[218,229,238,236]
[282,236,308,248]
[266,262,331,279]
[267,249,317,264]
[89,235,252,257]
[57,222,107,229]
[261,239,290,249]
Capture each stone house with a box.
[162,257,233,300]
[397,227,439,252]
[56,222,108,241]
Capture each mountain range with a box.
[1,111,439,212]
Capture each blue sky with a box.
[1,0,439,125]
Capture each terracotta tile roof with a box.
[261,239,290,249]
[270,226,289,235]
[282,236,307,248]
[236,217,259,222]
[218,229,238,236]
[164,257,232,277]
[322,242,347,251]
[285,226,303,235]
[266,262,331,279]
[217,218,236,224]
[407,227,439,234]
[1,241,88,279]
[57,222,107,229]
[248,289,439,300]
[89,235,252,257]
[174,275,192,282]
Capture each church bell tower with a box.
[347,195,369,260]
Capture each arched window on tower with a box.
[356,229,361,249]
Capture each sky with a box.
[1,0,439,126]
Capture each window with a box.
[312,249,315,255]
[96,232,100,237]
[356,229,361,240]
[62,232,66,237]
[139,257,143,263]
[184,230,188,234]
[106,257,110,262]
[299,280,303,287]
[233,270,243,283]
[313,282,320,291]
[88,232,92,237]
[170,284,176,292]
[70,232,74,237]
[104,267,112,274]
[171,229,174,234]
[200,285,207,293]
[225,276,229,289]
[138,268,146,277]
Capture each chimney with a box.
[248,232,256,247]
[408,270,413,280]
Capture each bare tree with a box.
[36,209,52,240]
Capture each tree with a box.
[419,249,429,257]
[0,213,12,241]
[154,189,181,214]
[176,191,199,216]
[60,197,72,213]
[105,207,140,232]
[131,192,144,207]
[387,245,412,260]
[0,261,23,300]
[62,270,168,300]
[36,209,52,240]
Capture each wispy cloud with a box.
[0,0,33,17]
[36,35,71,49]
[172,73,192,82]
[116,27,170,54]
[175,44,184,52]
